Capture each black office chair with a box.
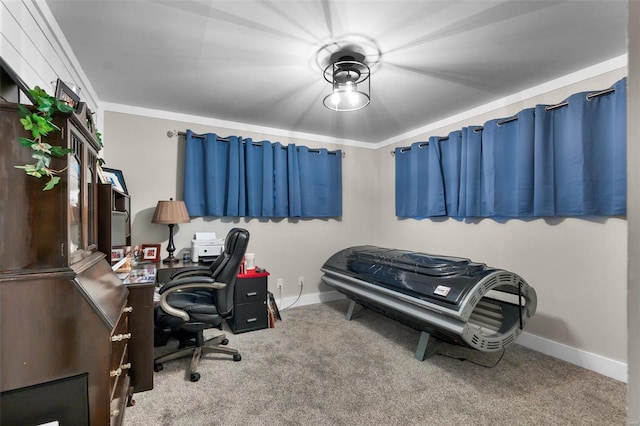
[153,228,250,382]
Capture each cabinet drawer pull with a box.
[110,367,122,377]
[110,409,120,417]
[111,333,131,342]
[246,318,257,323]
[246,292,257,297]
[123,306,133,313]
[121,362,132,371]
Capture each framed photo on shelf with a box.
[141,244,161,262]
[111,245,142,271]
[102,167,128,195]
[54,79,81,109]
[111,247,126,264]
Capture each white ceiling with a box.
[45,0,628,145]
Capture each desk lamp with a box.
[152,198,190,263]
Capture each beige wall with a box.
[104,67,629,366]
[374,69,629,363]
[0,1,102,126]
[102,112,378,301]
[627,0,639,420]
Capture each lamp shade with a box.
[323,54,370,112]
[152,199,190,224]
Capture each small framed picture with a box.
[102,167,128,195]
[141,244,161,262]
[111,247,125,264]
[54,79,81,109]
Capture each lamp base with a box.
[162,254,179,264]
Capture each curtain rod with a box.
[167,130,345,157]
[390,86,617,156]
[545,86,615,111]
[167,130,229,141]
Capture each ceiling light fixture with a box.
[323,52,370,112]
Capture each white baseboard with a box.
[516,332,627,383]
[288,290,628,383]
[276,289,346,312]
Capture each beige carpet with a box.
[124,299,626,425]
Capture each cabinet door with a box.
[67,123,100,264]
[0,103,66,270]
[67,129,84,263]
[86,148,99,252]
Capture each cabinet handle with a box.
[110,362,132,378]
[246,318,257,323]
[110,409,120,417]
[111,333,131,342]
[246,292,257,297]
[123,306,133,313]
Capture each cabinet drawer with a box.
[110,312,130,371]
[235,277,267,304]
[110,373,131,426]
[110,309,131,396]
[230,302,268,333]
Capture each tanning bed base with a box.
[321,246,537,360]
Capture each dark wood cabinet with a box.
[98,183,131,257]
[125,282,155,393]
[1,103,100,271]
[0,101,150,425]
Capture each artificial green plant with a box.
[15,86,75,190]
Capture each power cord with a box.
[438,347,506,368]
[279,281,304,312]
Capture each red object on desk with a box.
[237,269,269,279]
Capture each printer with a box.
[191,232,225,263]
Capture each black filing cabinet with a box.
[228,272,269,333]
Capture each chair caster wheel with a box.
[190,373,201,382]
[233,354,242,362]
[221,338,229,345]
[154,363,163,372]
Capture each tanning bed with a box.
[321,246,537,360]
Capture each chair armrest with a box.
[158,277,227,322]
[169,266,211,280]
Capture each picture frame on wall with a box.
[141,244,161,262]
[102,167,128,195]
[54,79,81,109]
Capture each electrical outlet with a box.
[277,278,283,289]
[298,276,304,287]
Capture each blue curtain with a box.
[396,77,626,219]
[534,78,626,216]
[395,140,446,218]
[184,131,245,216]
[482,108,536,217]
[438,131,462,217]
[458,126,484,217]
[296,147,342,217]
[287,144,302,217]
[273,142,289,217]
[183,131,342,218]
[245,138,274,217]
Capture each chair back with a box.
[213,228,250,315]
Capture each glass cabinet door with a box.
[68,131,83,259]
[87,150,98,251]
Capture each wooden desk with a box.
[119,263,157,393]
[155,260,200,284]
[124,281,155,393]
